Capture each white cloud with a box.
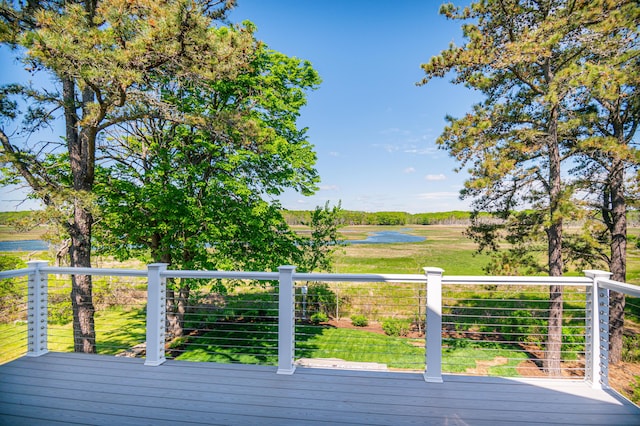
[319,185,339,191]
[404,167,416,174]
[425,174,446,181]
[328,151,340,157]
[405,145,439,155]
[417,191,459,200]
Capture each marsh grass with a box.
[1,223,639,379]
[0,225,46,242]
[335,225,490,275]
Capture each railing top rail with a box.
[599,278,640,297]
[442,275,593,286]
[164,270,279,281]
[41,266,148,277]
[294,272,427,283]
[0,266,618,289]
[0,268,32,279]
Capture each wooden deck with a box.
[0,352,638,425]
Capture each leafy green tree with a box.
[295,201,345,273]
[0,0,255,352]
[0,254,27,323]
[94,44,323,336]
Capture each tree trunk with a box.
[607,157,626,364]
[166,283,190,338]
[64,77,97,353]
[69,205,96,353]
[544,104,563,376]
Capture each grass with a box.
[0,225,47,242]
[47,307,147,354]
[1,223,639,384]
[174,321,279,364]
[296,326,424,369]
[172,322,529,375]
[443,339,529,376]
[0,307,146,364]
[334,225,491,275]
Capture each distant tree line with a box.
[282,210,492,226]
[3,209,638,229]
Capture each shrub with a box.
[305,282,337,317]
[561,325,585,361]
[382,318,411,337]
[48,296,72,325]
[351,314,368,327]
[497,309,545,344]
[622,334,640,363]
[632,376,640,405]
[310,312,328,324]
[0,255,27,323]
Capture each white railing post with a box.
[26,261,49,357]
[584,270,612,389]
[277,265,296,375]
[424,267,444,383]
[145,263,168,366]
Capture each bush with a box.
[351,314,368,327]
[48,296,73,325]
[382,318,411,337]
[622,334,640,363]
[310,312,328,324]
[632,376,640,405]
[561,325,585,361]
[0,255,27,323]
[496,309,545,344]
[305,282,337,317]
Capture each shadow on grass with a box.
[95,308,147,355]
[170,320,331,365]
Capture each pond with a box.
[349,231,425,245]
[0,240,50,252]
[0,230,426,252]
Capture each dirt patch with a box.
[466,356,508,375]
[609,361,640,401]
[516,359,547,377]
[326,319,425,338]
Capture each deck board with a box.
[1,352,638,425]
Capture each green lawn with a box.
[0,308,146,364]
[171,322,530,376]
[442,339,529,376]
[296,326,424,369]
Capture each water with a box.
[0,231,424,251]
[0,240,50,252]
[349,231,425,245]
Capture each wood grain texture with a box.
[1,352,638,425]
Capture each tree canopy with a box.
[94,43,323,272]
[0,0,331,351]
[421,0,639,370]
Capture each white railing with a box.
[1,261,639,390]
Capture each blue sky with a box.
[228,0,480,213]
[0,1,480,213]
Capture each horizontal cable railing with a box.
[160,275,280,365]
[293,278,427,372]
[46,272,148,357]
[2,262,639,392]
[0,272,28,362]
[441,283,587,378]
